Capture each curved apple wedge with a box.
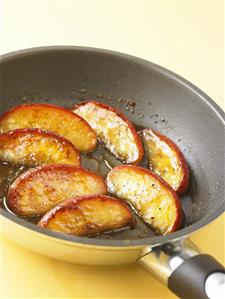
[142,129,189,195]
[107,165,183,235]
[0,104,97,152]
[73,101,143,164]
[38,195,136,236]
[7,165,107,216]
[0,129,81,167]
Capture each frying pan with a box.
[0,46,224,299]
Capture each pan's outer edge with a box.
[0,45,224,248]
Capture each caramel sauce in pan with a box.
[0,126,194,240]
[0,141,156,239]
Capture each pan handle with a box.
[138,238,225,299]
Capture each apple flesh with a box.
[7,164,107,216]
[0,104,97,152]
[38,195,136,236]
[73,101,143,164]
[0,128,81,167]
[107,165,183,235]
[142,129,189,195]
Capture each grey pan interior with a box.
[0,46,224,247]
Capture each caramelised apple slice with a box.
[142,129,189,195]
[73,101,143,164]
[8,164,107,216]
[0,104,97,152]
[38,195,135,236]
[0,129,80,167]
[107,165,183,235]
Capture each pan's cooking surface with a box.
[0,95,205,240]
[0,46,224,246]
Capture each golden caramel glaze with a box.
[0,104,97,152]
[107,165,182,235]
[38,195,135,236]
[8,164,107,216]
[73,101,143,164]
[0,129,80,167]
[142,129,189,194]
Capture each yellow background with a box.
[0,1,224,298]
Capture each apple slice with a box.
[0,129,80,167]
[7,164,107,216]
[73,101,143,164]
[38,195,135,236]
[107,165,183,235]
[142,129,189,195]
[0,104,97,152]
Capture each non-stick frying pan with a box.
[0,46,224,299]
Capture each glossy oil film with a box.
[0,123,195,240]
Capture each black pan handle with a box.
[168,254,225,299]
[138,238,225,299]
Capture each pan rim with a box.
[0,45,224,248]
